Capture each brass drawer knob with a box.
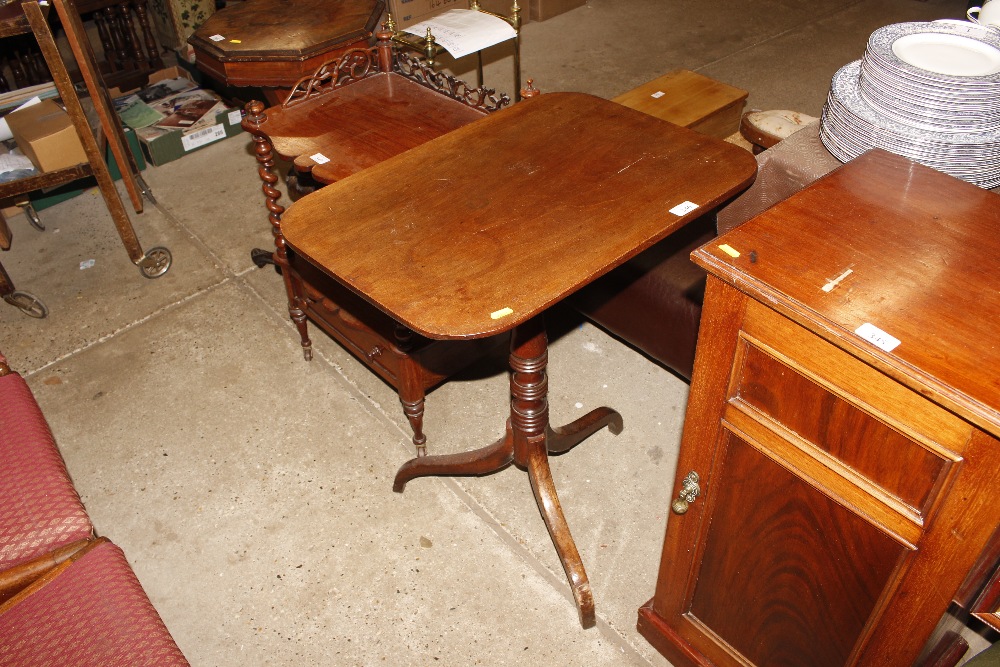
[671,471,701,515]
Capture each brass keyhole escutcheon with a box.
[671,471,700,515]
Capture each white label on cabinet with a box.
[182,124,227,151]
[651,91,666,99]
[310,153,331,164]
[210,34,226,42]
[670,201,699,216]
[855,323,900,352]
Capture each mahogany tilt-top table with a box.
[279,92,757,626]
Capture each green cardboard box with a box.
[136,106,244,167]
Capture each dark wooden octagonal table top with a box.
[189,0,384,89]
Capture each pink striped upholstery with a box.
[0,540,189,666]
[0,369,93,569]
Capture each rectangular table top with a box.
[695,149,1000,436]
[281,92,757,340]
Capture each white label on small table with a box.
[670,201,699,216]
[855,323,901,353]
[651,91,666,99]
[210,34,225,42]
[310,153,331,164]
[182,124,227,151]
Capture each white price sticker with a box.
[651,91,666,99]
[669,201,699,216]
[210,34,225,42]
[855,323,900,353]
[228,109,242,126]
[181,124,227,151]
[310,153,331,164]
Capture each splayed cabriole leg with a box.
[546,408,623,454]
[393,428,514,492]
[244,101,312,361]
[392,315,622,627]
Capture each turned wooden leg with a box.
[133,0,163,70]
[0,260,14,299]
[393,315,621,628]
[395,325,427,456]
[508,317,597,628]
[121,2,144,72]
[244,101,312,361]
[285,278,312,361]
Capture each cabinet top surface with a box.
[695,149,1000,433]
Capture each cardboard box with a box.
[528,0,584,21]
[388,0,526,29]
[389,0,463,28]
[5,99,88,173]
[110,66,244,167]
[136,106,244,166]
[30,127,147,211]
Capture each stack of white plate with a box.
[820,20,1000,188]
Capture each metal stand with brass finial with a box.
[385,1,523,101]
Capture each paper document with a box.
[0,153,36,177]
[114,95,164,129]
[404,9,516,59]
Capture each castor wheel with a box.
[22,204,44,231]
[4,291,48,318]
[138,246,172,278]
[138,176,157,206]
[250,247,281,274]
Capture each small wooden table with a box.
[280,92,757,626]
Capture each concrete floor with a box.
[0,0,973,664]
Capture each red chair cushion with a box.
[0,371,93,569]
[0,541,188,666]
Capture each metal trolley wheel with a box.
[137,246,172,279]
[23,204,45,231]
[4,291,49,318]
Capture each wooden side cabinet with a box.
[638,150,1000,667]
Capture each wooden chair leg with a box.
[395,326,427,456]
[0,538,98,607]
